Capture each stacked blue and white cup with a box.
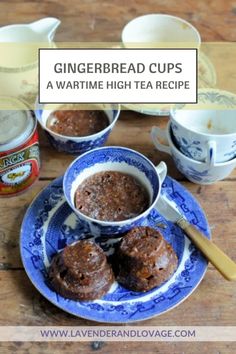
[151,89,236,184]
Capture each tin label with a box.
[1,163,32,185]
[0,130,40,196]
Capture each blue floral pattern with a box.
[46,130,111,155]
[224,140,236,159]
[20,176,210,323]
[171,124,203,160]
[173,91,236,113]
[173,156,213,183]
[198,91,236,107]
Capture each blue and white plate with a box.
[20,176,210,323]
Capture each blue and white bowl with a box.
[63,146,167,235]
[35,103,120,154]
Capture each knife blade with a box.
[156,195,186,224]
[155,195,236,281]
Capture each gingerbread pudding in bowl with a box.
[75,171,150,222]
[35,103,120,154]
[46,108,109,137]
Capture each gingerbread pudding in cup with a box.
[63,146,167,235]
[75,171,149,222]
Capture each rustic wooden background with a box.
[0,0,236,353]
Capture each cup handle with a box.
[151,126,172,155]
[156,161,167,185]
[206,140,216,166]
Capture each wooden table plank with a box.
[0,341,235,354]
[0,0,236,42]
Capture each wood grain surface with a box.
[0,1,236,353]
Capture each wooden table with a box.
[0,1,236,353]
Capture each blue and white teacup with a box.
[35,102,120,154]
[170,89,236,164]
[63,146,167,235]
[151,122,236,185]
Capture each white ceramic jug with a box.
[0,18,60,104]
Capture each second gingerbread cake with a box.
[116,226,178,292]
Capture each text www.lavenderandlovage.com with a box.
[39,328,196,340]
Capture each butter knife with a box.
[155,195,236,281]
